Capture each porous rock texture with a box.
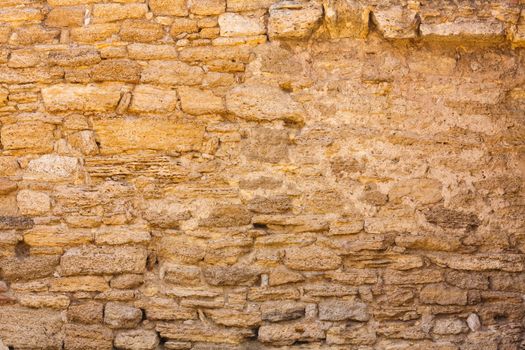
[0,0,524,349]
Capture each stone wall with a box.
[0,0,524,349]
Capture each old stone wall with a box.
[0,0,524,349]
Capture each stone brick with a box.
[432,318,468,335]
[202,265,259,286]
[18,293,70,309]
[71,23,120,42]
[24,225,92,247]
[50,276,109,292]
[49,48,101,67]
[189,0,225,16]
[93,118,204,154]
[64,324,113,350]
[319,298,369,321]
[1,122,54,153]
[420,284,468,306]
[141,60,204,85]
[170,18,199,36]
[92,3,148,23]
[68,301,104,324]
[127,44,178,60]
[91,59,142,83]
[420,20,506,42]
[372,6,419,39]
[150,0,188,16]
[24,155,80,182]
[225,83,304,123]
[111,274,144,289]
[1,255,59,282]
[60,245,147,275]
[114,329,160,350]
[120,20,164,43]
[178,87,225,115]
[218,13,265,37]
[389,178,443,205]
[326,324,377,345]
[156,322,254,344]
[104,302,143,329]
[205,309,261,327]
[17,190,51,216]
[268,0,323,40]
[258,321,325,346]
[42,83,123,112]
[227,0,274,11]
[284,245,341,271]
[0,306,63,349]
[46,6,85,27]
[261,301,305,322]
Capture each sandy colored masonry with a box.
[0,0,524,349]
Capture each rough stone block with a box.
[104,302,143,329]
[114,329,160,350]
[268,0,323,40]
[42,83,123,112]
[1,122,54,153]
[150,0,188,16]
[60,245,147,275]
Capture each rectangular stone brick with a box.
[92,117,205,154]
[59,245,147,276]
[42,83,123,112]
[1,122,54,153]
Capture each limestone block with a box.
[67,301,104,324]
[420,20,506,41]
[64,324,113,350]
[202,265,259,286]
[129,85,178,114]
[318,299,369,321]
[1,255,59,282]
[218,13,266,37]
[60,245,147,275]
[322,0,369,38]
[284,245,341,271]
[189,0,225,16]
[258,321,325,346]
[268,0,323,40]
[18,293,70,309]
[150,0,188,16]
[1,122,54,153]
[261,301,306,322]
[46,6,85,27]
[49,48,101,67]
[50,276,109,292]
[372,6,419,39]
[420,284,468,305]
[93,118,204,154]
[104,302,143,329]
[17,190,50,216]
[127,44,179,60]
[178,87,225,115]
[120,20,164,43]
[225,83,304,123]
[204,309,261,327]
[326,324,377,345]
[92,3,148,23]
[114,329,160,350]
[0,306,63,349]
[24,155,80,182]
[71,23,120,43]
[141,60,204,85]
[91,59,142,83]
[42,83,122,112]
[432,318,468,335]
[156,322,254,344]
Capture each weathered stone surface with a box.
[1,122,54,153]
[68,301,104,324]
[284,245,341,271]
[141,60,204,85]
[50,276,109,292]
[1,255,59,282]
[219,13,265,37]
[178,87,225,115]
[226,83,304,123]
[60,245,147,275]
[205,308,261,327]
[372,6,419,39]
[42,83,122,112]
[91,59,141,83]
[420,20,506,42]
[261,301,305,322]
[326,324,377,345]
[258,321,325,346]
[203,265,259,286]
[114,329,160,350]
[93,118,204,154]
[268,0,323,40]
[0,306,63,349]
[104,302,143,329]
[64,324,113,350]
[156,322,253,344]
[18,293,70,309]
[129,85,178,114]
[24,155,80,182]
[420,284,468,306]
[150,0,188,16]
[318,299,369,321]
[120,20,164,43]
[189,0,225,15]
[17,190,51,216]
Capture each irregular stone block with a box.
[150,0,188,16]
[420,20,506,42]
[200,204,252,227]
[189,0,225,16]
[218,13,265,37]
[0,306,63,349]
[24,155,80,182]
[104,302,143,329]
[389,178,442,205]
[93,118,205,154]
[258,321,325,346]
[17,190,50,216]
[225,83,304,123]
[24,225,92,247]
[326,324,377,345]
[48,48,101,67]
[91,59,142,83]
[92,3,148,23]
[156,322,253,344]
[129,85,179,114]
[46,6,85,27]
[71,23,120,43]
[202,265,259,286]
[141,60,204,85]
[120,20,164,43]
[94,226,150,245]
[268,0,323,40]
[432,318,468,335]
[162,263,201,285]
[50,276,109,292]
[60,245,147,275]
[141,297,197,321]
[1,255,59,282]
[114,329,160,350]
[178,87,225,115]
[427,253,525,272]
[318,298,369,321]
[1,121,54,153]
[127,44,178,60]
[372,6,419,39]
[242,127,290,163]
[284,245,341,271]
[205,308,261,327]
[18,293,70,309]
[41,83,123,112]
[111,274,144,289]
[64,324,113,350]
[158,236,206,264]
[261,301,305,322]
[67,301,104,324]
[322,0,369,38]
[420,284,468,306]
[424,206,480,231]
